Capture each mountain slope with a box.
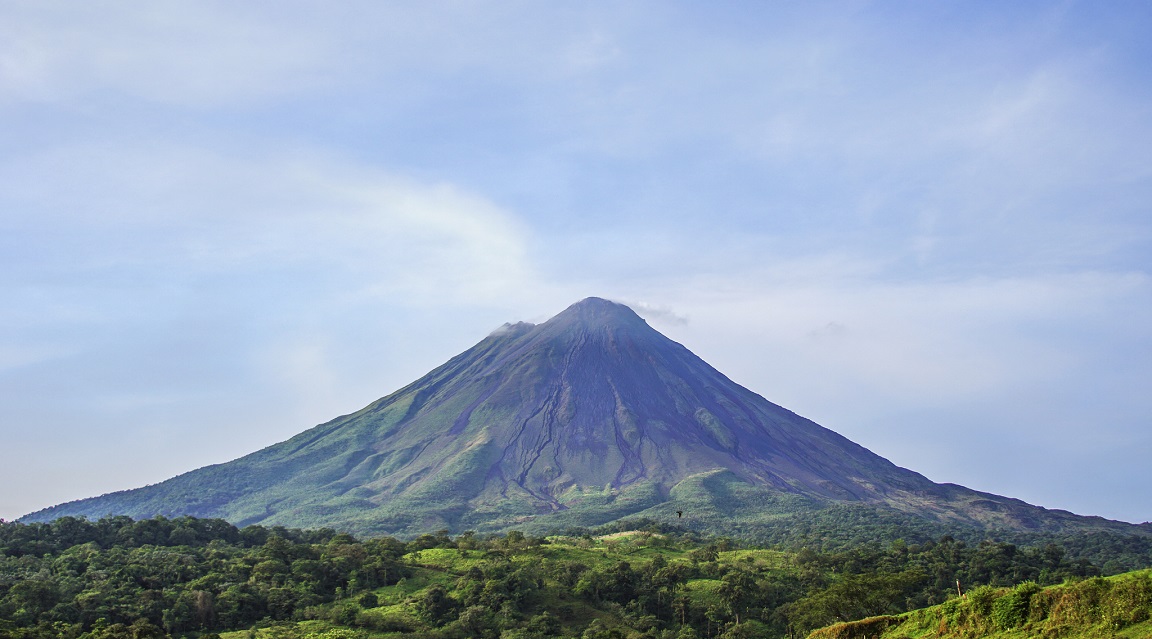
[22,298,1150,539]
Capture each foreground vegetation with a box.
[808,568,1152,639]
[1,516,1148,639]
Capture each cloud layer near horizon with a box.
[2,2,1150,523]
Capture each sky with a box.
[2,1,1150,525]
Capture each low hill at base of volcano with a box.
[22,298,1151,541]
[808,569,1152,639]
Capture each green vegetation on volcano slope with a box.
[807,569,1152,639]
[2,516,1150,639]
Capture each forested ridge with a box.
[2,516,1149,639]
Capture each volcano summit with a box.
[24,298,1148,539]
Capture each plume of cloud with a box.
[622,300,689,326]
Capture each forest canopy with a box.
[1,515,1149,639]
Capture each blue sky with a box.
[2,1,1150,524]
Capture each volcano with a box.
[23,298,1148,539]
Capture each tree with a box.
[718,570,758,624]
[455,605,496,638]
[581,619,624,639]
[525,611,561,636]
[413,584,456,625]
[672,594,692,627]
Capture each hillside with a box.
[808,569,1152,639]
[22,298,1152,543]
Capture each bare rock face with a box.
[23,298,1149,539]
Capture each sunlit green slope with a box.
[808,569,1152,639]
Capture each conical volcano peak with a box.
[27,296,1148,543]
[546,297,648,331]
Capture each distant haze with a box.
[1,2,1150,524]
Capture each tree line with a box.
[0,515,1143,639]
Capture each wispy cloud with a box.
[0,143,536,301]
[0,3,329,106]
[623,300,689,326]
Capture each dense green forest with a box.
[1,516,1150,639]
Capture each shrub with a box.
[991,581,1039,629]
[966,585,998,621]
[1100,573,1152,629]
[303,630,364,639]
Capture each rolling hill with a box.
[807,569,1152,639]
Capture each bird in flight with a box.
[677,510,683,518]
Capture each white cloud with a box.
[0,343,70,374]
[656,269,1148,408]
[296,166,534,303]
[0,143,536,302]
[622,300,689,326]
[0,3,330,106]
